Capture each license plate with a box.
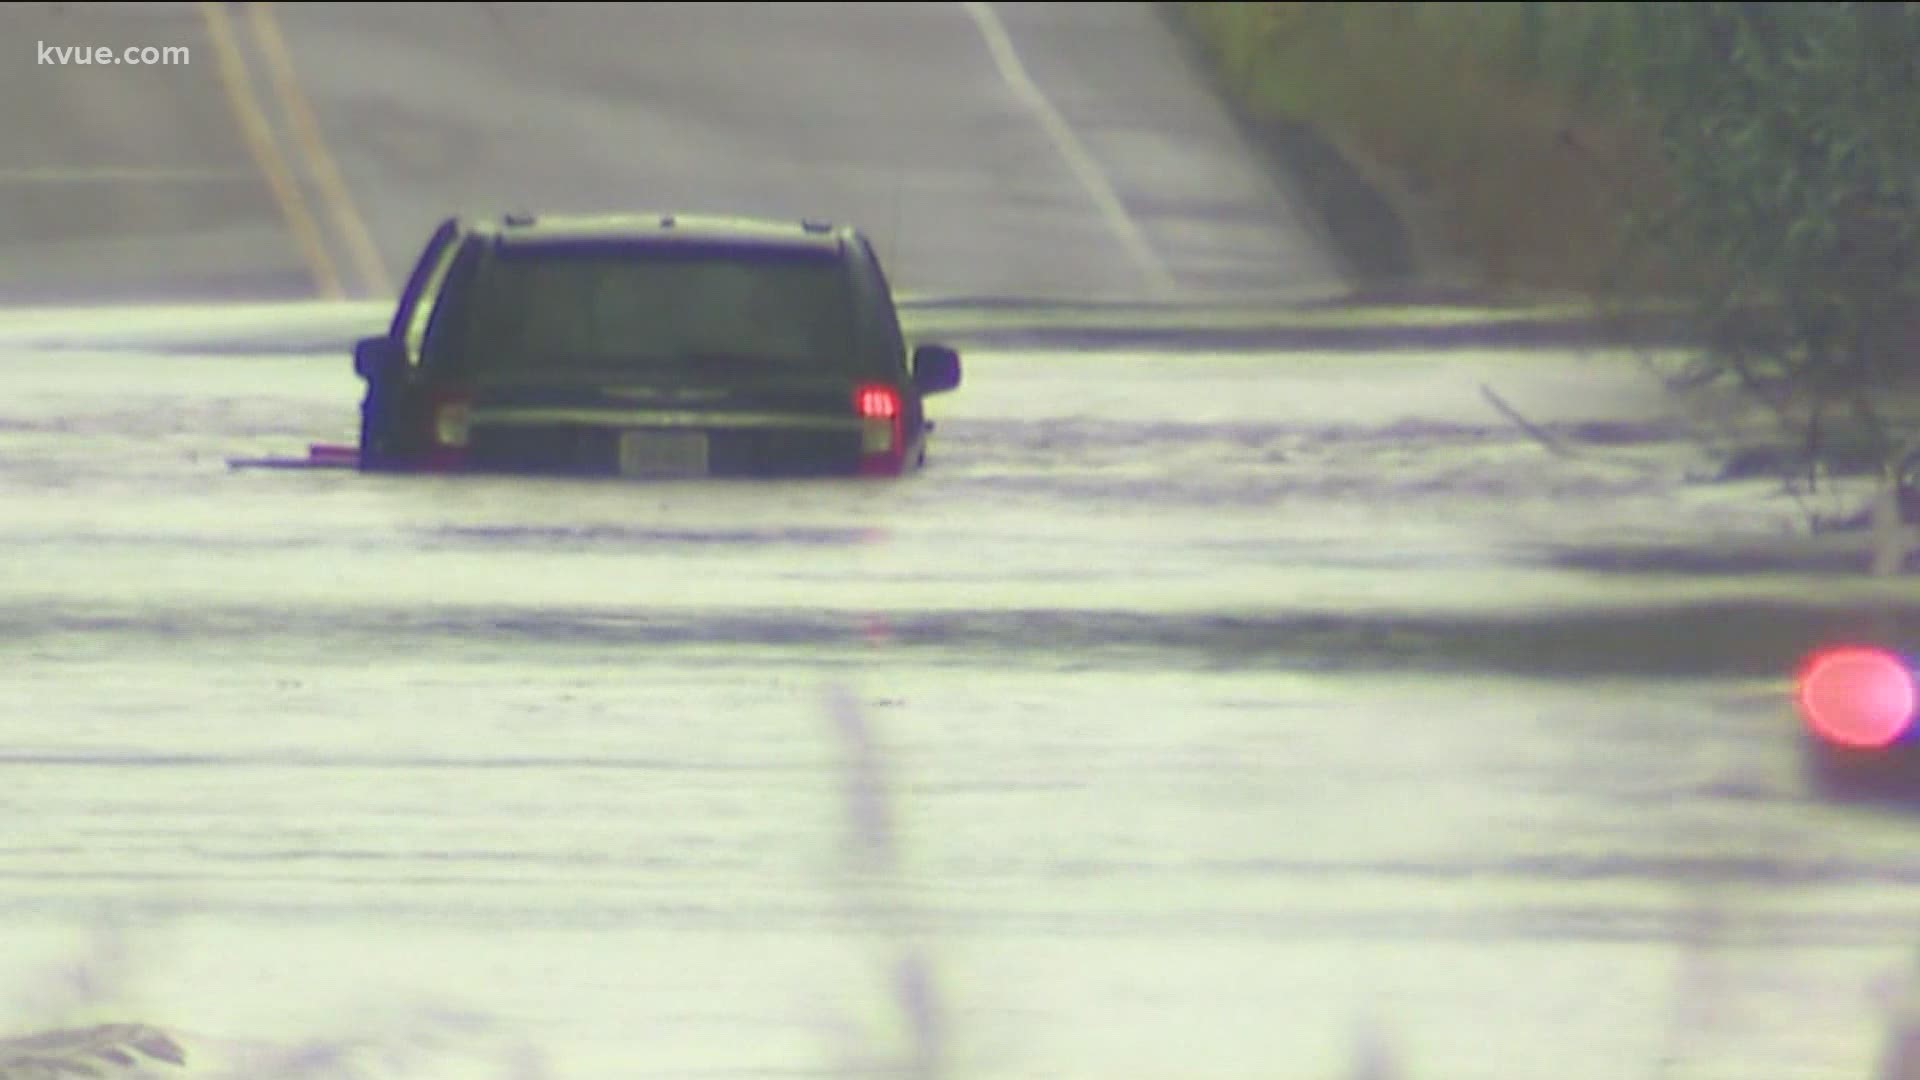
[617,429,709,477]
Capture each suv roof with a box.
[467,212,855,253]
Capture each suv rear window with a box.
[433,239,860,377]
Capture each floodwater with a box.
[4,307,1920,1080]
[11,2,1919,1076]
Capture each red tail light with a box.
[423,386,473,471]
[855,385,898,420]
[854,383,904,475]
[1796,646,1917,750]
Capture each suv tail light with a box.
[423,386,473,470]
[854,383,903,475]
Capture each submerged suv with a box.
[351,212,961,478]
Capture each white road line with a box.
[961,0,1178,297]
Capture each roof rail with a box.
[799,218,833,234]
[502,211,536,227]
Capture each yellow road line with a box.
[197,0,343,299]
[248,1,393,298]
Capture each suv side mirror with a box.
[353,336,405,382]
[911,343,961,394]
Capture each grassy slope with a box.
[1160,1,1655,300]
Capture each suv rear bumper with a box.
[468,420,872,477]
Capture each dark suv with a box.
[351,212,961,478]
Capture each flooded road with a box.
[4,309,1920,1080]
[8,3,1919,1078]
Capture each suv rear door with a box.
[847,234,923,446]
[390,217,464,362]
[361,218,463,465]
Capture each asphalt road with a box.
[0,1,1341,305]
[5,5,1920,1080]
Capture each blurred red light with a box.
[1795,646,1917,750]
[855,385,899,419]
